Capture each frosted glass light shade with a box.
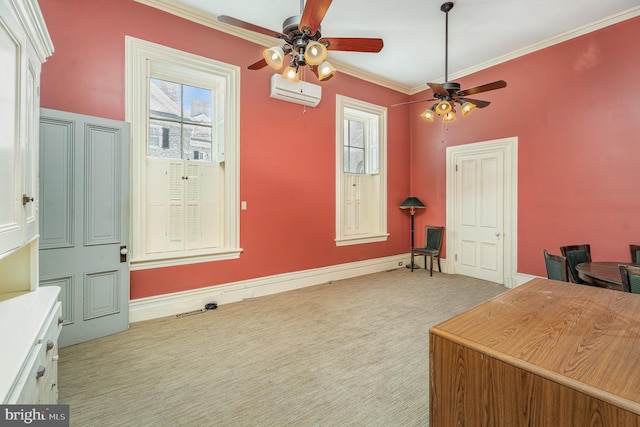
[304,41,328,65]
[316,61,336,80]
[461,101,476,116]
[263,46,285,69]
[436,100,452,115]
[443,111,456,122]
[420,107,435,121]
[282,65,299,82]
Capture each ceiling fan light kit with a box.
[218,0,383,85]
[393,2,507,123]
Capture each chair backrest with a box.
[619,264,640,293]
[424,226,444,252]
[630,244,640,264]
[560,244,591,283]
[543,249,569,282]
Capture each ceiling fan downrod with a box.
[441,2,453,83]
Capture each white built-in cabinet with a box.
[0,0,57,404]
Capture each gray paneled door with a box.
[39,108,130,348]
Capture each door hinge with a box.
[455,164,458,172]
[455,253,458,261]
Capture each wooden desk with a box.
[576,261,633,291]
[430,278,640,426]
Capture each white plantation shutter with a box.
[145,158,221,254]
[344,174,366,235]
[200,162,220,248]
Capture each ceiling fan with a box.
[394,2,507,122]
[218,0,384,82]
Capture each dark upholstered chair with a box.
[560,244,591,284]
[411,225,444,276]
[630,244,640,264]
[543,249,569,282]
[619,264,640,294]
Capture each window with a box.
[335,95,387,246]
[126,37,240,269]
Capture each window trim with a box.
[335,95,388,246]
[125,37,241,269]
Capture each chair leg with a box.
[430,255,434,276]
[437,256,441,273]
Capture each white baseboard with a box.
[130,254,408,322]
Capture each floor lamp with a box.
[400,197,426,269]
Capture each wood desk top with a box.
[430,278,640,415]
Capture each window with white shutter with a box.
[126,37,240,268]
[335,95,388,246]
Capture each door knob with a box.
[120,245,128,262]
[22,194,34,205]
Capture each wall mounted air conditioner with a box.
[270,74,322,107]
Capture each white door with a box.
[38,109,130,347]
[447,138,518,286]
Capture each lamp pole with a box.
[399,197,425,269]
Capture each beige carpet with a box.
[58,268,507,426]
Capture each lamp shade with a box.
[420,107,435,122]
[461,101,476,116]
[316,61,336,80]
[304,41,328,65]
[263,46,285,69]
[399,197,425,209]
[436,100,452,115]
[282,65,299,82]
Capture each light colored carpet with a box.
[58,268,507,426]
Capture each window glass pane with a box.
[348,120,365,148]
[183,124,212,161]
[150,78,181,121]
[183,85,213,125]
[347,147,365,174]
[148,119,181,159]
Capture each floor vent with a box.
[175,308,207,318]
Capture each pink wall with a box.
[409,16,640,277]
[38,0,411,299]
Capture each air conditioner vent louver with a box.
[269,74,322,107]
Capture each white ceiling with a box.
[142,0,640,94]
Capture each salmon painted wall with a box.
[409,16,640,278]
[38,0,411,299]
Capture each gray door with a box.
[39,108,130,348]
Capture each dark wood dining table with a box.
[575,262,636,291]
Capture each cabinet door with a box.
[0,10,22,255]
[22,42,42,242]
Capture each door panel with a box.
[455,151,504,283]
[39,109,130,348]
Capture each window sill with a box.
[335,233,389,246]
[130,248,243,271]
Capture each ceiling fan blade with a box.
[457,80,507,97]
[391,99,436,107]
[248,58,268,70]
[427,82,448,97]
[299,0,333,36]
[323,38,384,52]
[218,15,284,39]
[458,98,490,108]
